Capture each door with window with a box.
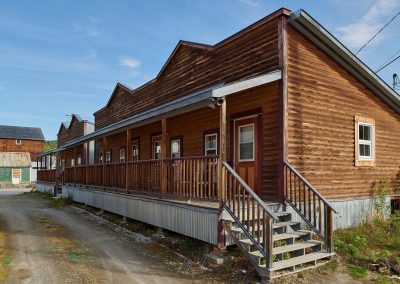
[233,117,260,192]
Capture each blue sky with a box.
[0,0,399,140]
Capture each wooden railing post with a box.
[102,136,107,187]
[219,98,226,206]
[125,129,131,192]
[85,141,90,185]
[327,208,333,253]
[73,146,77,183]
[161,118,168,196]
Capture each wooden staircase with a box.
[221,161,337,281]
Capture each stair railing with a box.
[222,161,277,269]
[283,161,338,253]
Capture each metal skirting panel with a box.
[36,182,55,194]
[62,186,220,245]
[267,197,390,230]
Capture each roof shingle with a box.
[0,125,45,141]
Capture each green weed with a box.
[348,265,368,279]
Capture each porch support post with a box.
[85,141,90,185]
[73,146,77,184]
[218,97,227,207]
[55,153,60,196]
[102,136,107,188]
[278,16,288,203]
[125,129,131,192]
[161,118,168,197]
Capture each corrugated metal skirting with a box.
[62,186,221,245]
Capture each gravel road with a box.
[0,189,196,283]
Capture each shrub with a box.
[375,178,391,218]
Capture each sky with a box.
[0,0,399,140]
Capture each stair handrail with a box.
[283,161,338,253]
[222,161,277,220]
[284,162,337,214]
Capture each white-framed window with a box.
[358,122,373,160]
[132,144,139,161]
[204,133,217,156]
[77,156,82,166]
[153,139,161,160]
[71,158,75,167]
[119,148,126,163]
[106,150,111,163]
[171,139,181,158]
[16,139,21,145]
[238,124,254,161]
[99,152,103,164]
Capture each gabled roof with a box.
[0,152,31,167]
[289,9,400,114]
[0,125,44,141]
[57,114,93,135]
[94,8,291,116]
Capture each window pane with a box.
[239,125,254,143]
[206,149,217,156]
[359,144,371,158]
[171,141,180,154]
[240,142,253,160]
[359,124,371,141]
[206,135,217,149]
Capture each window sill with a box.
[355,160,375,167]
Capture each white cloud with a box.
[119,58,140,69]
[238,0,260,7]
[337,0,400,51]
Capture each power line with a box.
[376,54,400,73]
[376,47,400,71]
[356,10,400,55]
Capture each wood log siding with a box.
[286,26,400,199]
[58,118,87,147]
[94,18,281,129]
[91,82,279,199]
[0,138,43,161]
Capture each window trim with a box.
[355,116,375,167]
[119,148,126,163]
[106,150,112,164]
[152,135,162,160]
[77,155,82,166]
[16,139,21,145]
[170,138,181,158]
[238,123,255,162]
[132,143,139,162]
[204,133,218,156]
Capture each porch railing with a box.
[166,156,219,200]
[37,169,56,183]
[284,161,338,253]
[222,161,277,269]
[47,156,219,200]
[126,159,161,193]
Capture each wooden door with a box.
[234,117,260,192]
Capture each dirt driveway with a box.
[0,190,197,283]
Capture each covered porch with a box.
[37,71,282,203]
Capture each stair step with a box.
[273,230,311,241]
[273,240,323,254]
[273,221,300,229]
[261,252,333,271]
[248,240,323,258]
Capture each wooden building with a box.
[36,8,400,280]
[0,125,44,184]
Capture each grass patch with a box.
[0,220,11,281]
[348,264,368,279]
[68,248,90,262]
[334,213,400,279]
[50,197,73,208]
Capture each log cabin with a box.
[36,8,400,280]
